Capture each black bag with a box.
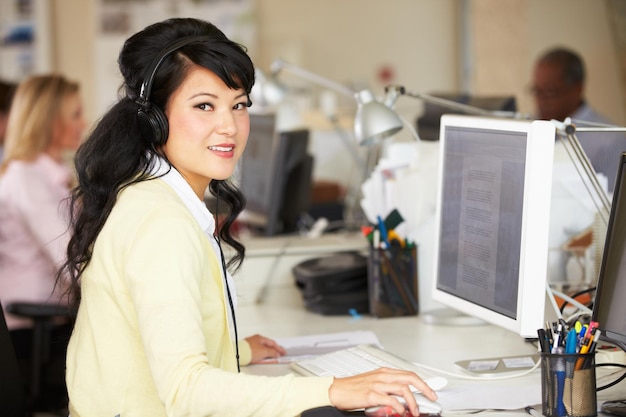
[292,251,369,315]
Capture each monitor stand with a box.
[420,307,487,327]
[422,308,540,377]
[454,352,540,377]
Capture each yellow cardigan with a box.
[66,179,333,417]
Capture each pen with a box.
[551,323,563,353]
[553,346,566,417]
[575,328,598,371]
[537,328,550,353]
[587,329,601,354]
[545,323,554,350]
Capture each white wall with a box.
[470,0,626,125]
[48,0,625,131]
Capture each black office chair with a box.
[0,301,27,417]
[6,302,73,416]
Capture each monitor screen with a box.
[431,115,556,338]
[238,113,313,236]
[592,152,626,352]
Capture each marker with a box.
[565,328,577,377]
[565,329,577,354]
[377,215,389,247]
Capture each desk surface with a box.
[236,286,625,416]
[240,231,367,257]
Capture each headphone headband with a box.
[136,35,211,146]
[137,35,211,105]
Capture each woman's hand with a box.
[328,368,437,416]
[245,334,287,364]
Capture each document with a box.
[262,330,382,364]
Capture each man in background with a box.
[530,47,626,192]
[0,80,16,161]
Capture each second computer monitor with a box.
[592,152,626,352]
[239,113,313,236]
[431,114,556,338]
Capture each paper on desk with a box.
[266,330,382,364]
[435,375,542,411]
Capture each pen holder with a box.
[367,246,418,318]
[540,352,597,417]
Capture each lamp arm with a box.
[271,59,356,98]
[385,85,526,119]
[553,118,612,225]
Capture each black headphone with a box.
[136,35,210,145]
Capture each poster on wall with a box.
[0,0,35,81]
[94,0,257,117]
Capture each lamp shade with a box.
[354,89,403,146]
[250,69,287,107]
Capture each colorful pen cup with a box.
[540,352,597,417]
[367,246,418,318]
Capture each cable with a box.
[412,355,541,381]
[215,191,241,372]
[595,362,626,391]
[558,286,595,315]
[549,287,592,316]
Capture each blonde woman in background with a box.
[0,74,86,412]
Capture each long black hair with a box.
[58,18,254,302]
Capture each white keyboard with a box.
[290,344,448,392]
[291,345,405,377]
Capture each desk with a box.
[236,286,626,416]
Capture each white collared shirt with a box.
[151,158,238,327]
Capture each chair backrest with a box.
[0,301,26,416]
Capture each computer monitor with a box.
[592,152,626,352]
[416,93,517,141]
[430,114,557,338]
[238,113,313,236]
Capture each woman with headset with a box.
[58,18,436,417]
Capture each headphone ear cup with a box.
[137,104,169,146]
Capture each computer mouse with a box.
[423,376,448,392]
[364,393,442,416]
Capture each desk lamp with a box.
[267,59,404,147]
[368,84,626,226]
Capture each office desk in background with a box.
[236,285,626,417]
[233,232,367,305]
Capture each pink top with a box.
[0,154,72,329]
